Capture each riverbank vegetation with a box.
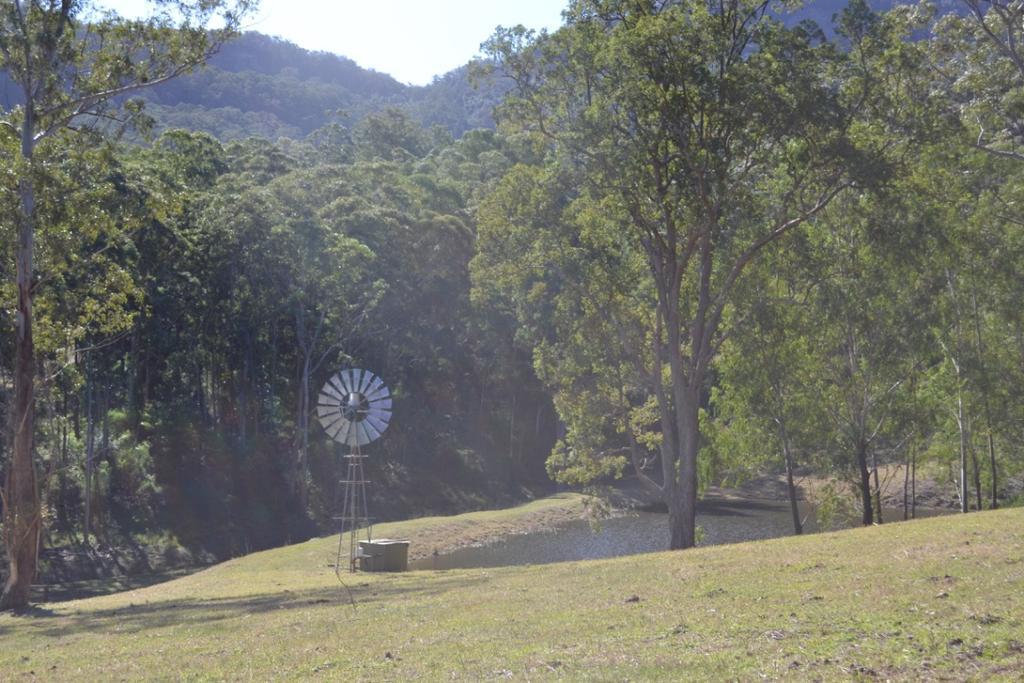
[3,0,1024,610]
[0,499,1020,679]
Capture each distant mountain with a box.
[138,32,508,141]
[0,30,506,142]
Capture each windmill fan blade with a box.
[321,382,344,403]
[317,404,341,419]
[348,423,364,446]
[328,374,348,398]
[318,405,344,424]
[365,375,383,398]
[358,370,374,394]
[365,414,388,434]
[318,394,342,408]
[365,384,389,402]
[350,368,362,393]
[335,420,351,445]
[327,417,348,441]
[367,403,390,418]
[368,397,392,412]
[320,411,345,431]
[359,423,375,446]
[363,420,381,442]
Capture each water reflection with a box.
[409,497,943,571]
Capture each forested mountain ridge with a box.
[124,0,969,141]
[132,31,508,141]
[136,0,967,141]
[0,1,961,144]
[0,31,507,141]
[139,31,512,140]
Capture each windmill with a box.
[317,368,391,572]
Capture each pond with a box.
[408,496,945,571]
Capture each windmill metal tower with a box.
[317,368,392,572]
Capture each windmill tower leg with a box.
[336,445,372,573]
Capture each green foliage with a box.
[3,119,558,556]
[477,0,900,548]
[930,0,1024,160]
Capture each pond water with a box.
[408,497,945,571]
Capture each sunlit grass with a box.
[1,496,1021,680]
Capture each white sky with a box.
[98,1,566,85]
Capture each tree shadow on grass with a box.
[30,569,199,603]
[0,572,492,640]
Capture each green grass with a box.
[1,495,1022,681]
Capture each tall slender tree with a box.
[0,0,254,611]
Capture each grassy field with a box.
[0,494,1021,681]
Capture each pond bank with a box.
[388,492,593,563]
[408,490,953,571]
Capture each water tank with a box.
[358,539,410,572]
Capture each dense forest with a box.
[3,0,1024,611]
[0,114,558,556]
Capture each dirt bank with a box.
[398,493,592,562]
[610,465,1022,517]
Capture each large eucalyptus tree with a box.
[479,0,903,548]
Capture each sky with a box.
[98,1,566,85]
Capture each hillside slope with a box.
[0,501,1021,680]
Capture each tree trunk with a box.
[871,448,883,524]
[911,447,917,520]
[100,388,110,539]
[947,270,969,514]
[956,383,968,514]
[667,385,699,550]
[968,432,982,512]
[856,440,874,525]
[667,492,691,550]
[295,350,311,510]
[988,433,998,509]
[127,326,141,437]
[903,447,911,521]
[58,397,69,533]
[509,391,517,467]
[779,422,802,535]
[237,347,250,448]
[969,289,999,510]
[1,110,41,611]
[84,368,95,545]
